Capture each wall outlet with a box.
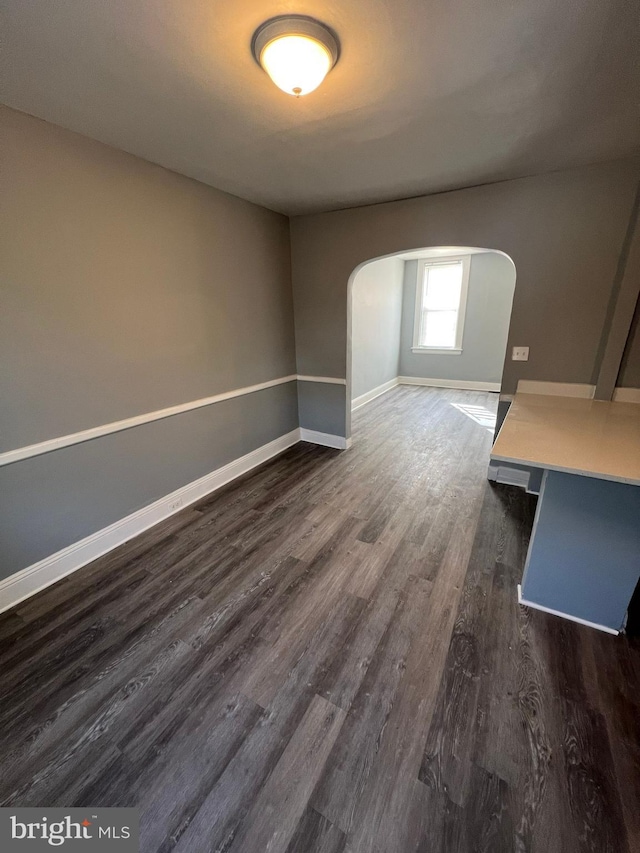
[168,497,184,512]
[512,346,529,361]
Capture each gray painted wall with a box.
[298,382,347,437]
[0,106,297,579]
[618,296,640,388]
[351,256,403,400]
[0,384,298,577]
[1,105,296,451]
[4,105,640,583]
[290,160,640,437]
[399,253,515,384]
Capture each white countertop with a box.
[491,393,640,486]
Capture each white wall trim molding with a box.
[613,386,640,403]
[0,429,301,615]
[300,429,351,450]
[410,347,462,355]
[0,375,299,468]
[399,376,501,392]
[0,373,351,468]
[517,585,619,635]
[517,380,595,398]
[351,378,399,411]
[297,375,347,385]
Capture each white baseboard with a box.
[399,376,500,392]
[613,387,640,403]
[517,380,595,399]
[517,585,619,635]
[516,381,640,403]
[351,378,399,412]
[299,428,351,450]
[0,429,300,615]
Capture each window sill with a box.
[411,347,463,355]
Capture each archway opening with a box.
[346,246,516,440]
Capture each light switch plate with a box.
[512,346,529,361]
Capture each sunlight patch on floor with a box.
[451,402,497,432]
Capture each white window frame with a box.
[411,254,471,354]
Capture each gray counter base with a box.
[520,469,640,634]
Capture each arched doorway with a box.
[346,246,516,440]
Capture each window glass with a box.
[423,263,462,310]
[421,310,457,348]
[418,260,464,348]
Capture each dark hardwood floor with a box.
[1,386,639,853]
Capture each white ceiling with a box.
[2,0,638,215]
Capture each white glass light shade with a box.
[260,35,332,96]
[252,16,339,97]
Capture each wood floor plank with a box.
[318,539,424,711]
[463,764,514,853]
[285,807,346,853]
[562,697,630,853]
[12,508,205,627]
[169,596,363,853]
[1,636,194,806]
[418,484,526,808]
[0,596,205,794]
[240,516,364,707]
[312,576,433,833]
[582,631,640,851]
[0,387,637,852]
[0,563,150,669]
[136,692,264,853]
[118,554,314,766]
[342,519,485,852]
[228,694,346,853]
[541,617,631,853]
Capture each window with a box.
[412,256,470,354]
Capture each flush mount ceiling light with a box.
[251,15,339,97]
